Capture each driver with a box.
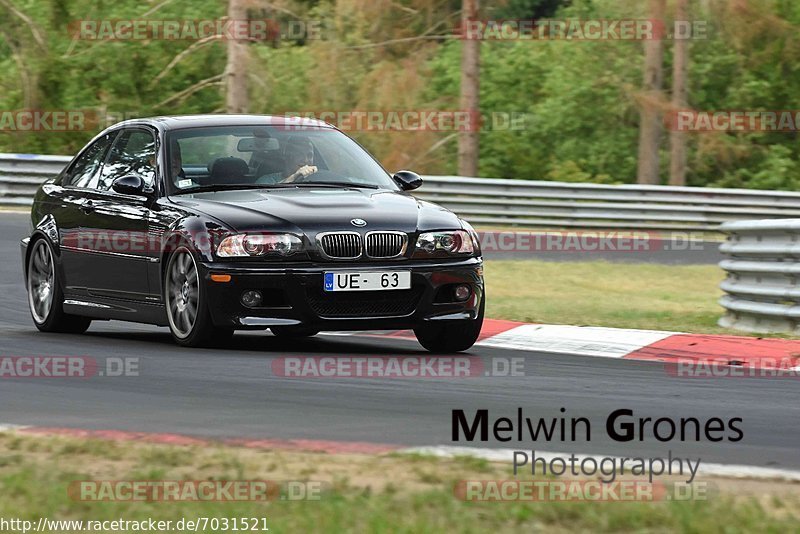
[280,136,318,183]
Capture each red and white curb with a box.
[328,319,800,370]
[3,425,800,482]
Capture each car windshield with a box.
[166,125,398,193]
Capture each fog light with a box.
[241,290,263,308]
[454,284,471,301]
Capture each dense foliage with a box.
[1,0,799,189]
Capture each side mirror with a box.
[112,175,146,196]
[392,170,423,191]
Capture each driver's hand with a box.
[284,165,318,183]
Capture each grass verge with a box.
[484,260,728,334]
[0,432,798,533]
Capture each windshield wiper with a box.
[291,181,380,189]
[174,181,381,195]
[174,183,296,194]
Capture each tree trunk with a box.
[669,0,689,186]
[636,0,666,185]
[458,0,479,177]
[225,0,249,113]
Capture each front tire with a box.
[26,238,91,334]
[165,246,233,347]
[414,296,484,353]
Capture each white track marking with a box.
[0,423,30,432]
[477,324,678,358]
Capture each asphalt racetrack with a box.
[1,212,796,472]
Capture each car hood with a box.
[169,187,462,235]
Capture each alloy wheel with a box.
[28,240,55,324]
[166,249,200,338]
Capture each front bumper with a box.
[200,257,484,330]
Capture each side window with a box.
[64,133,115,189]
[98,129,157,191]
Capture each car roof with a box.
[111,114,336,131]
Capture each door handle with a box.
[80,200,95,214]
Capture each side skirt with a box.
[62,297,169,327]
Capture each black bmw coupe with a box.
[21,115,485,352]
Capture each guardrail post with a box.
[718,219,800,334]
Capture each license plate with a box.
[324,271,411,292]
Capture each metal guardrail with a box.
[416,176,800,231]
[0,154,72,206]
[718,219,800,334]
[5,154,800,232]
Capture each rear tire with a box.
[270,326,319,338]
[414,296,484,353]
[27,237,91,334]
[165,245,233,347]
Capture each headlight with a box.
[415,230,474,255]
[460,220,482,255]
[217,233,303,258]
